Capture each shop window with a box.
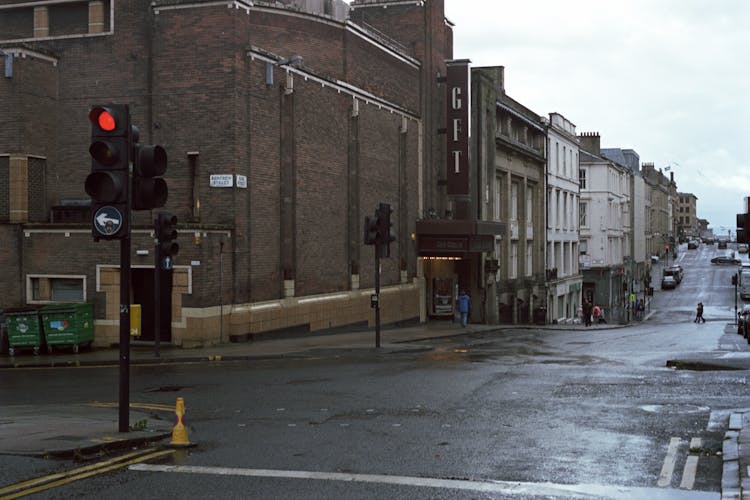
[28,275,86,303]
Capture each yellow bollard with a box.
[168,397,195,447]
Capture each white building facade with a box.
[578,133,632,323]
[544,113,582,324]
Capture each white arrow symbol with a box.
[96,212,120,227]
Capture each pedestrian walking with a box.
[457,290,471,327]
[592,304,602,323]
[695,302,705,323]
[583,301,592,327]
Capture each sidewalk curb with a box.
[722,413,746,500]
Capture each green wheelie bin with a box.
[5,307,43,356]
[40,303,94,354]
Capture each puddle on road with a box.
[639,403,710,414]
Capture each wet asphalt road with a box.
[2,243,749,499]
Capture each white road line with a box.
[658,437,682,487]
[129,464,718,499]
[680,437,702,490]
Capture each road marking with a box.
[85,401,175,412]
[0,448,174,499]
[680,438,702,490]
[129,464,718,499]
[657,437,682,487]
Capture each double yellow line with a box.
[0,448,175,499]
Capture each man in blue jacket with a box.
[457,290,470,327]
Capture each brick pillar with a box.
[88,1,105,33]
[9,155,28,223]
[34,7,49,38]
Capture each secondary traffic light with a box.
[85,104,131,240]
[376,202,396,259]
[133,142,168,210]
[364,215,379,245]
[738,213,750,244]
[156,213,179,270]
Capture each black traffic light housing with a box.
[376,202,396,259]
[133,144,168,210]
[85,104,131,240]
[364,215,379,245]
[156,213,179,270]
[738,213,750,244]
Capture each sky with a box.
[442,0,749,234]
[349,0,750,233]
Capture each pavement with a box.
[1,317,749,499]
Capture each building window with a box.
[580,201,587,227]
[494,176,502,220]
[526,244,533,277]
[579,168,587,190]
[511,182,518,221]
[28,275,86,303]
[510,242,518,279]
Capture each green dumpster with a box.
[5,307,43,356]
[40,303,94,354]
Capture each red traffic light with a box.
[665,245,670,251]
[88,105,128,135]
[89,107,117,131]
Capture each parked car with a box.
[661,275,677,290]
[739,243,749,254]
[712,255,741,265]
[738,305,750,336]
[687,240,699,249]
[718,239,728,249]
[663,265,683,284]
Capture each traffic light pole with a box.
[154,220,161,358]
[118,234,131,433]
[375,252,381,348]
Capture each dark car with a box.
[712,255,741,265]
[739,305,750,336]
[661,275,677,290]
[688,240,699,249]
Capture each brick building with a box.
[1,0,503,347]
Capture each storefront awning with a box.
[416,219,505,257]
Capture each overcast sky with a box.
[442,0,749,234]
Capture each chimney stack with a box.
[578,132,600,155]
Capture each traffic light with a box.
[85,104,131,240]
[738,212,750,244]
[364,215,379,245]
[133,142,168,210]
[376,202,396,259]
[156,213,179,270]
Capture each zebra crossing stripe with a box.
[657,437,682,487]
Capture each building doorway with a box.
[131,268,172,342]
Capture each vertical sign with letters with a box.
[445,59,471,196]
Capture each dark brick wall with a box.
[28,157,46,222]
[248,8,420,113]
[0,7,32,40]
[0,225,22,308]
[0,157,7,221]
[49,2,88,37]
[2,1,435,321]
